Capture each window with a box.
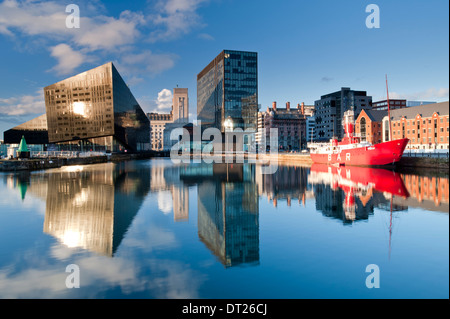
[360,117,366,141]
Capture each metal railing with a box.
[30,151,106,158]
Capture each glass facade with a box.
[44,62,150,152]
[197,50,258,132]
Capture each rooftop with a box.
[390,101,449,120]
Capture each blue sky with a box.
[0,0,448,136]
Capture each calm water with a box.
[0,159,448,299]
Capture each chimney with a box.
[301,102,305,115]
[286,102,290,110]
[272,101,277,111]
[297,103,301,109]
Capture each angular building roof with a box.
[3,114,49,144]
[390,101,449,120]
[359,109,388,122]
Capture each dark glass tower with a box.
[197,50,258,133]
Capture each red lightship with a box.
[310,110,409,166]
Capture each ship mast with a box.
[385,74,392,140]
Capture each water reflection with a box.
[256,165,311,207]
[3,162,150,257]
[2,160,448,265]
[181,163,259,268]
[309,164,410,223]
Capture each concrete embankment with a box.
[0,156,108,172]
[257,153,313,166]
[397,156,449,170]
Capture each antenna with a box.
[386,74,392,140]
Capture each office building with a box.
[172,87,189,123]
[43,62,150,152]
[148,112,172,151]
[372,99,406,110]
[314,87,372,141]
[149,87,190,151]
[197,50,258,133]
[306,115,317,143]
[258,102,307,151]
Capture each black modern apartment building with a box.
[197,50,258,133]
[314,87,372,141]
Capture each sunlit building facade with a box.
[197,50,258,133]
[44,62,150,152]
[384,101,449,150]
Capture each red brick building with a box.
[355,109,386,144]
[389,101,449,150]
[354,101,449,150]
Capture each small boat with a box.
[309,110,409,166]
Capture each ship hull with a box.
[310,138,409,166]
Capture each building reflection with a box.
[255,165,311,207]
[398,174,449,212]
[2,159,447,265]
[309,164,410,223]
[149,161,190,221]
[181,163,260,268]
[3,162,150,257]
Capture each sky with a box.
[0,0,448,136]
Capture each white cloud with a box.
[149,0,209,42]
[198,32,214,41]
[74,11,145,51]
[0,90,45,116]
[121,50,177,75]
[156,89,173,111]
[387,87,449,101]
[157,190,173,214]
[135,89,174,114]
[0,2,145,73]
[50,44,86,75]
[0,0,68,37]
